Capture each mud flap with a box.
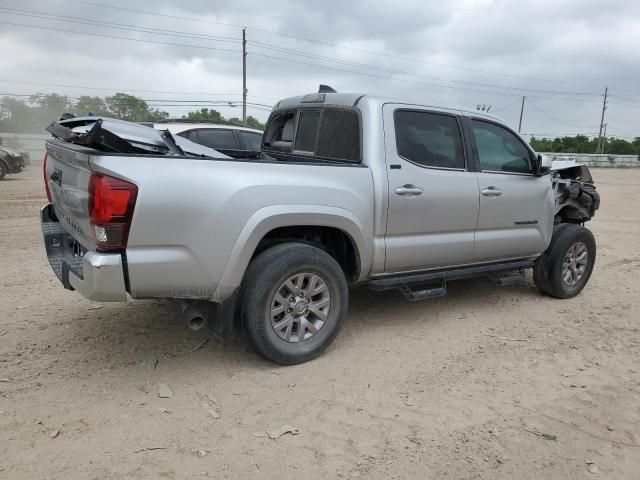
[192,289,239,340]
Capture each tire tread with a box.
[241,243,348,365]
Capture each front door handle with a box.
[395,184,423,196]
[481,186,503,197]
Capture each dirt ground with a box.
[1,166,639,479]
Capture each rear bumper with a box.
[41,204,128,302]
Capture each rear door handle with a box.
[481,186,503,197]
[395,184,423,196]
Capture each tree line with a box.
[0,93,265,133]
[529,135,640,156]
[1,93,637,155]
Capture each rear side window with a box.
[238,131,262,151]
[294,110,321,153]
[316,109,360,162]
[194,129,237,150]
[394,110,465,169]
[471,120,532,174]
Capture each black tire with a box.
[533,224,570,296]
[0,161,7,180]
[241,243,348,365]
[534,224,596,299]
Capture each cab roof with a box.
[273,92,506,124]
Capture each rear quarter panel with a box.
[89,155,375,301]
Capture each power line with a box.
[0,12,633,129]
[493,100,520,113]
[0,20,524,99]
[525,99,600,129]
[525,95,603,104]
[248,41,600,97]
[0,92,273,109]
[491,99,523,112]
[0,7,241,43]
[607,94,640,104]
[247,51,539,98]
[246,50,606,102]
[61,0,245,29]
[609,101,640,110]
[0,20,242,55]
[0,7,606,99]
[58,0,614,90]
[0,16,565,100]
[3,7,635,106]
[606,124,638,137]
[0,78,278,99]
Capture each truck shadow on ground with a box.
[53,276,544,373]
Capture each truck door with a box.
[467,118,553,262]
[383,105,480,273]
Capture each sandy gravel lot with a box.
[1,166,639,479]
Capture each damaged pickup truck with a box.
[41,92,599,364]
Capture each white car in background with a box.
[153,122,263,158]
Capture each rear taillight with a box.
[88,172,138,250]
[43,153,52,202]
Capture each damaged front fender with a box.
[551,161,600,224]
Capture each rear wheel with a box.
[241,243,348,365]
[534,224,596,298]
[0,161,7,180]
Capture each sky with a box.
[0,0,639,138]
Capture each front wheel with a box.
[0,161,7,180]
[534,224,596,298]
[241,243,348,365]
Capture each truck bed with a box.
[43,138,375,303]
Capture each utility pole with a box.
[242,28,247,126]
[601,123,608,154]
[596,86,608,154]
[518,96,525,133]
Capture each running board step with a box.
[489,272,528,287]
[398,281,447,302]
[368,260,534,292]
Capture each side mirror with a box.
[540,154,552,174]
[535,154,552,176]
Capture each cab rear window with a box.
[264,107,361,163]
[316,109,360,162]
[294,110,321,153]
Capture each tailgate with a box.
[45,140,95,250]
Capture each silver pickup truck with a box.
[41,91,599,364]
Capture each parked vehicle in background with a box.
[0,138,26,180]
[153,122,263,158]
[41,89,600,365]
